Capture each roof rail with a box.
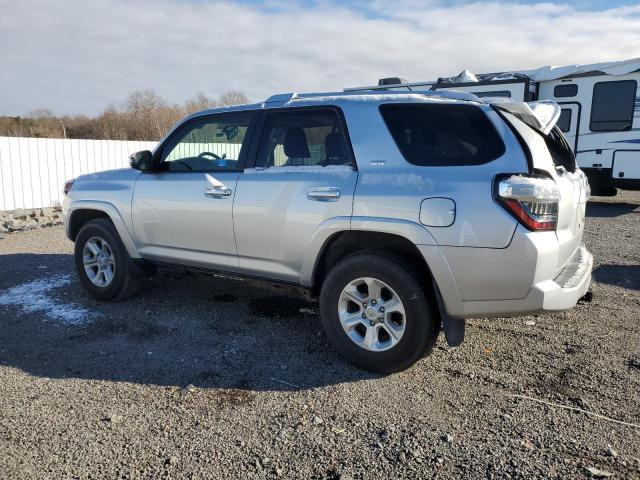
[344,80,436,92]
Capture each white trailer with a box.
[348,58,640,195]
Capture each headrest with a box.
[284,128,310,158]
[324,132,348,164]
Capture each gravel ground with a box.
[0,192,639,479]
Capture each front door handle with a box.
[307,187,341,202]
[204,186,232,199]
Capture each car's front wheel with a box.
[74,218,145,301]
[319,253,438,373]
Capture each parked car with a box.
[63,89,593,373]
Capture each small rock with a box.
[435,456,444,464]
[183,384,197,393]
[275,467,284,476]
[398,452,407,462]
[586,466,614,478]
[164,456,178,466]
[524,320,536,326]
[312,415,323,425]
[442,433,454,443]
[605,445,618,458]
[521,439,534,451]
[101,413,122,424]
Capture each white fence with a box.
[0,137,157,211]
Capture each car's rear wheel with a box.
[74,218,145,301]
[320,253,438,373]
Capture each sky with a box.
[0,0,639,116]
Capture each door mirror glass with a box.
[130,150,154,171]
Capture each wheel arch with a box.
[309,229,435,296]
[67,201,141,259]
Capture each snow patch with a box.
[360,173,434,190]
[0,274,90,325]
[244,165,355,176]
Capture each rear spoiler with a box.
[485,99,561,135]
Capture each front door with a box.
[132,111,255,269]
[233,108,358,282]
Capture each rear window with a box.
[380,104,506,166]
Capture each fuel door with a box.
[419,197,456,227]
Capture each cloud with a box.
[0,0,638,115]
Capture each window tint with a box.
[557,108,572,132]
[472,90,512,98]
[554,84,578,98]
[590,80,637,132]
[160,113,253,171]
[380,104,506,166]
[256,109,351,168]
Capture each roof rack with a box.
[263,85,479,104]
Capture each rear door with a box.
[233,107,358,282]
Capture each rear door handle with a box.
[204,186,232,198]
[307,187,341,202]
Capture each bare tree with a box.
[0,89,250,140]
[184,92,217,114]
[218,90,249,106]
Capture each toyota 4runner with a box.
[63,89,593,373]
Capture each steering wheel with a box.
[198,151,222,160]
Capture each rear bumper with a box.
[459,243,592,317]
[419,239,593,319]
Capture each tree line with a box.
[0,90,249,141]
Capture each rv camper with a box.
[348,58,640,195]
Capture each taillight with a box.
[63,179,75,195]
[496,175,560,231]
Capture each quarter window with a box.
[380,104,506,166]
[590,80,637,132]
[160,113,254,171]
[554,84,578,98]
[256,109,352,168]
[557,108,572,133]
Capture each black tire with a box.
[74,218,145,301]
[319,253,438,373]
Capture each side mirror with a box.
[129,150,154,171]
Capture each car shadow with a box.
[586,201,639,218]
[593,263,640,291]
[0,253,378,392]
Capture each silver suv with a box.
[63,90,593,373]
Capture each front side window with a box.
[557,108,572,132]
[255,109,351,168]
[160,113,254,171]
[380,103,506,166]
[590,80,637,132]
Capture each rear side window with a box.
[590,80,637,132]
[380,104,506,166]
[554,84,578,98]
[256,109,352,168]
